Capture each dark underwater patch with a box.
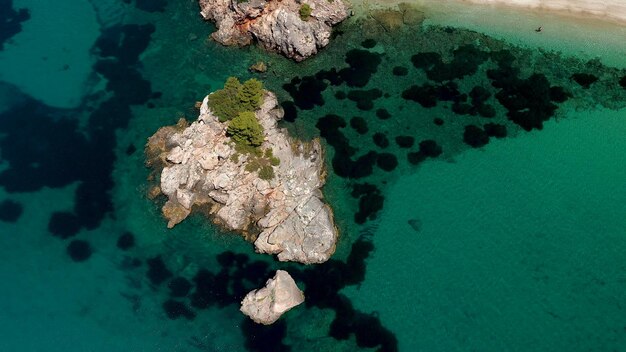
[48,212,81,239]
[125,143,137,155]
[377,153,398,172]
[0,101,91,193]
[620,76,626,89]
[469,86,491,106]
[433,117,444,126]
[376,108,391,120]
[0,199,23,222]
[463,125,490,148]
[280,101,298,122]
[392,66,408,76]
[147,256,173,286]
[317,114,377,178]
[361,38,377,49]
[412,45,489,82]
[0,0,30,51]
[402,82,461,108]
[571,73,598,89]
[351,183,384,224]
[135,0,168,12]
[483,123,507,138]
[339,49,382,87]
[316,68,344,86]
[67,240,92,262]
[168,277,192,297]
[373,132,389,148]
[117,232,136,250]
[283,76,327,110]
[334,91,347,100]
[408,140,442,165]
[350,116,369,134]
[163,299,196,320]
[242,319,290,352]
[347,89,383,110]
[488,68,564,131]
[395,136,415,148]
[418,140,442,157]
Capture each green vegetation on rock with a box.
[227,111,264,148]
[299,4,312,21]
[208,77,264,122]
[238,78,264,111]
[241,148,280,181]
[209,77,280,180]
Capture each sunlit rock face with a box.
[146,91,338,264]
[198,0,350,61]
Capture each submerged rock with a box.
[198,0,350,61]
[146,90,338,264]
[240,270,304,325]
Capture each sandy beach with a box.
[348,0,626,67]
[460,0,626,24]
[352,0,626,24]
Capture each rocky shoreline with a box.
[198,0,350,61]
[146,81,338,265]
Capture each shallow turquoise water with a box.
[346,108,626,350]
[0,0,625,351]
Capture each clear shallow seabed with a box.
[0,0,625,351]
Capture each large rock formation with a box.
[240,270,305,325]
[145,90,338,264]
[198,0,350,61]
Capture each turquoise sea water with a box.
[1,0,625,351]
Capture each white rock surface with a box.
[146,90,338,264]
[198,0,350,61]
[240,270,305,325]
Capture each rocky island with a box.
[240,270,305,325]
[198,0,350,61]
[146,78,338,264]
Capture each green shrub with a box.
[263,148,281,166]
[237,78,264,111]
[299,4,312,21]
[258,165,275,181]
[227,111,265,148]
[245,159,261,172]
[207,77,265,122]
[208,77,242,122]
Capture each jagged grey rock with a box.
[146,90,338,264]
[240,270,305,325]
[198,0,350,61]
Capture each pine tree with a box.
[227,111,264,147]
[237,78,264,111]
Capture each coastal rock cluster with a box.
[198,0,350,61]
[240,270,305,325]
[146,90,337,264]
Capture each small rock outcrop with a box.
[240,270,305,325]
[198,0,350,61]
[146,87,337,264]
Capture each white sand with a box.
[350,0,626,67]
[460,0,626,23]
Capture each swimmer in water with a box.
[535,26,543,32]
